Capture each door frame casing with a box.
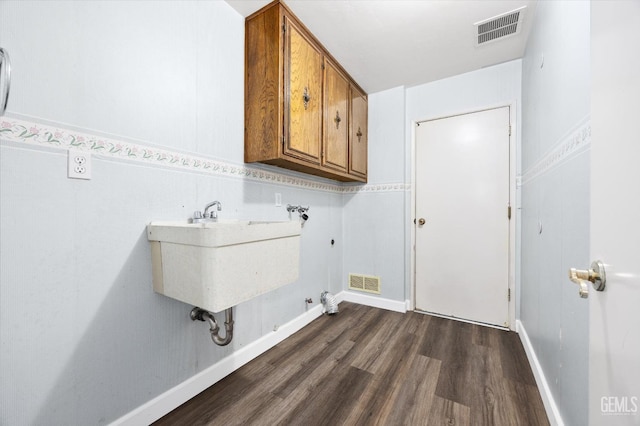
[409,102,518,330]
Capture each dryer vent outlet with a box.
[320,291,338,315]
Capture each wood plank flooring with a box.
[154,303,549,426]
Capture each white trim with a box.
[508,103,517,331]
[110,304,324,426]
[409,118,417,313]
[111,295,406,425]
[416,309,509,331]
[516,320,564,426]
[411,102,517,331]
[336,290,407,313]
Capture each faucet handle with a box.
[193,211,203,219]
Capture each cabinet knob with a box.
[356,127,363,142]
[334,110,341,129]
[303,86,311,110]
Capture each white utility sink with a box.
[147,220,301,312]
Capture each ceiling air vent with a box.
[475,6,526,46]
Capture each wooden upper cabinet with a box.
[322,58,349,173]
[284,18,323,164]
[244,0,367,182]
[244,2,281,163]
[350,85,368,179]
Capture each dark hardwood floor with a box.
[154,303,549,426]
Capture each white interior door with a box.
[589,3,640,424]
[415,107,510,327]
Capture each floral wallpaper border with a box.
[520,117,591,186]
[0,116,410,194]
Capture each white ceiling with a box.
[226,0,537,94]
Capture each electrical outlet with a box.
[275,193,282,206]
[68,150,91,180]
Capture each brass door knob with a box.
[568,260,606,298]
[418,218,426,226]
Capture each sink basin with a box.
[147,220,301,312]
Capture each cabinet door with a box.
[322,59,349,172]
[284,18,323,164]
[350,86,368,179]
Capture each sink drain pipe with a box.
[190,307,234,346]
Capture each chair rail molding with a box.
[1,115,409,194]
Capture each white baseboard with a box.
[112,294,409,425]
[336,290,407,313]
[516,320,564,426]
[111,304,324,426]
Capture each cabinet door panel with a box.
[322,59,349,172]
[284,18,323,164]
[350,87,368,179]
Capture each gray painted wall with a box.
[0,0,592,424]
[0,2,345,424]
[343,61,524,309]
[520,2,591,425]
[343,87,407,302]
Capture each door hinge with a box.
[282,24,286,33]
[508,288,511,301]
[507,205,512,220]
[509,124,512,136]
[282,135,285,146]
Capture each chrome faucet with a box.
[192,201,222,223]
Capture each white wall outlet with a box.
[275,193,282,206]
[68,150,91,180]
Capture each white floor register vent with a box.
[348,274,381,294]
